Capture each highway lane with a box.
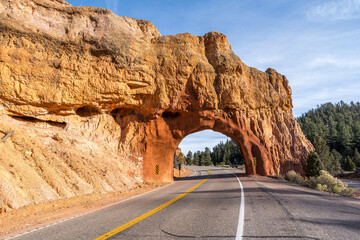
[241,175,360,240]
[7,166,360,240]
[8,167,243,240]
[341,179,360,191]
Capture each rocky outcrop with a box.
[0,0,313,209]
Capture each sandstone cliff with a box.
[0,0,313,210]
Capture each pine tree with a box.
[305,151,323,177]
[329,125,338,150]
[331,149,343,164]
[353,148,360,168]
[314,135,340,175]
[343,156,356,171]
[200,152,206,166]
[193,152,200,166]
[203,147,212,166]
[186,151,193,165]
[336,122,352,153]
[297,101,360,173]
[327,154,341,176]
[353,123,360,150]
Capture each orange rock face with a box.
[0,0,313,190]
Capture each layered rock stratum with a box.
[0,0,313,210]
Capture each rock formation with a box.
[0,0,313,209]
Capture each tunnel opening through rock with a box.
[175,130,245,169]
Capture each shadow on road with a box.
[174,168,244,181]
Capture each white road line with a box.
[225,170,245,240]
[6,168,198,240]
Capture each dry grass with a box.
[284,170,354,197]
[285,170,305,185]
[309,170,354,196]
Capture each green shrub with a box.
[285,170,353,197]
[309,170,353,196]
[316,183,327,192]
[315,170,345,188]
[332,184,342,195]
[341,187,354,197]
[285,170,305,185]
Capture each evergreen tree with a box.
[331,149,343,166]
[203,147,212,166]
[353,124,360,150]
[211,140,244,166]
[327,155,341,176]
[305,151,323,177]
[200,152,206,166]
[193,152,200,166]
[328,125,338,150]
[353,148,360,168]
[297,101,360,174]
[314,135,340,175]
[186,151,193,165]
[343,156,356,171]
[336,122,352,153]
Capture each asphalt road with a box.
[341,179,360,191]
[7,166,360,240]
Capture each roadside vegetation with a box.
[284,169,354,197]
[297,101,360,174]
[177,140,244,167]
[278,151,354,197]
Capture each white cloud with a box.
[105,0,118,14]
[253,54,285,65]
[307,0,360,21]
[307,55,360,68]
[292,82,360,117]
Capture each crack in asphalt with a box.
[160,228,235,239]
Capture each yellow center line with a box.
[94,170,212,240]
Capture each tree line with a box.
[180,140,244,167]
[297,101,360,174]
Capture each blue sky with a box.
[68,0,360,154]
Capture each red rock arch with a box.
[112,107,311,182]
[0,1,314,183]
